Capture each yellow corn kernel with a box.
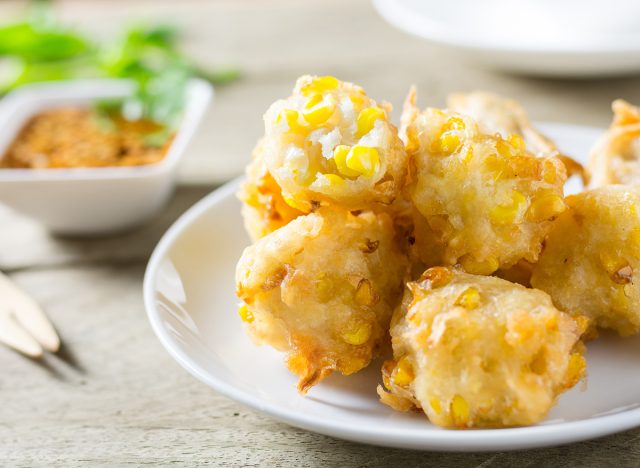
[444,116,465,131]
[460,255,500,275]
[341,321,372,346]
[276,109,306,133]
[391,356,414,387]
[496,138,518,158]
[418,267,453,289]
[301,75,339,95]
[490,190,526,225]
[349,93,366,108]
[340,357,368,375]
[527,193,566,221]
[333,144,359,177]
[508,134,526,152]
[355,278,377,306]
[429,397,442,415]
[315,273,334,303]
[356,107,386,138]
[451,395,470,425]
[283,194,307,211]
[455,287,481,309]
[303,94,336,125]
[542,160,557,184]
[238,303,254,323]
[346,145,380,177]
[323,173,346,186]
[437,132,462,155]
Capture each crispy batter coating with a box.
[262,75,407,212]
[589,100,640,188]
[402,91,568,274]
[531,185,640,336]
[447,91,588,184]
[236,208,409,393]
[239,142,303,241]
[378,267,587,428]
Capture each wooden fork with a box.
[0,271,60,357]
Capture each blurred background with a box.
[3,0,640,185]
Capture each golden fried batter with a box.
[239,142,303,241]
[262,76,407,212]
[378,267,587,428]
[402,91,568,274]
[447,91,588,184]
[531,185,640,336]
[589,99,640,188]
[236,208,409,393]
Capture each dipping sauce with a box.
[1,107,174,169]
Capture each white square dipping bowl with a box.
[0,78,213,236]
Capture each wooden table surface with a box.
[1,0,640,466]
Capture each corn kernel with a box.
[490,190,526,224]
[391,356,414,387]
[496,138,517,158]
[508,134,525,151]
[323,173,346,186]
[341,321,372,345]
[444,116,465,131]
[276,109,306,133]
[283,194,307,211]
[430,397,442,415]
[346,145,380,177]
[455,287,481,309]
[238,303,254,323]
[451,395,470,425]
[418,267,453,289]
[356,107,386,138]
[460,255,499,275]
[349,94,366,108]
[355,278,377,306]
[315,273,334,303]
[542,159,558,184]
[437,132,462,155]
[303,95,336,125]
[301,75,339,95]
[333,144,359,177]
[527,193,566,221]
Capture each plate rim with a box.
[144,123,640,451]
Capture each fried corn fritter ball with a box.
[236,208,409,393]
[238,142,303,241]
[589,100,640,188]
[261,75,407,212]
[531,185,640,336]
[447,91,588,184]
[378,267,587,429]
[402,92,568,275]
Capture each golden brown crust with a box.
[379,267,587,428]
[236,208,409,392]
[402,91,567,275]
[531,185,640,336]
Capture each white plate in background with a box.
[373,0,640,77]
[144,122,640,451]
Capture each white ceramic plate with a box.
[373,0,640,77]
[144,122,640,451]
